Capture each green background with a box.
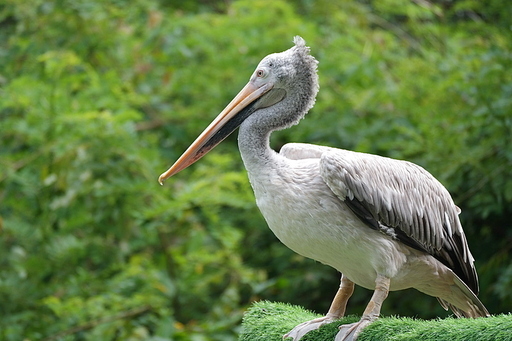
[1,0,511,340]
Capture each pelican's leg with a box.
[335,274,390,341]
[284,274,355,340]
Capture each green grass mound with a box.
[240,301,512,341]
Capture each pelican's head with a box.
[159,36,318,184]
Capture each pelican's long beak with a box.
[158,81,273,185]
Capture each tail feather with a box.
[437,273,489,318]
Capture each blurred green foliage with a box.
[1,0,511,340]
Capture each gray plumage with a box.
[159,36,489,341]
[236,37,488,329]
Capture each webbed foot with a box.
[283,316,336,340]
[334,317,373,341]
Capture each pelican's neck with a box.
[237,117,278,173]
[237,90,313,173]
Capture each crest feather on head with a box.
[293,35,306,47]
[292,36,318,69]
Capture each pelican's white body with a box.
[243,145,458,299]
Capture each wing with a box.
[306,145,480,295]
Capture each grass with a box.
[240,301,512,341]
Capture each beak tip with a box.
[158,174,166,186]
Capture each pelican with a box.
[158,37,489,340]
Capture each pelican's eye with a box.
[256,69,265,77]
